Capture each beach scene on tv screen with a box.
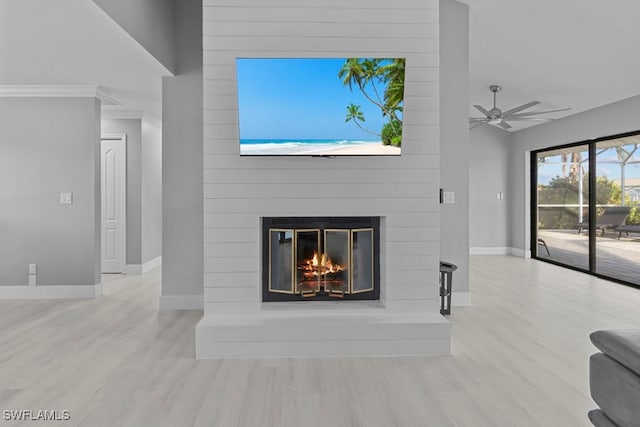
[236,57,405,156]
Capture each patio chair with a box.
[577,206,632,236]
[537,238,550,256]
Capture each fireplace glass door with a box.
[269,229,294,294]
[324,230,350,296]
[264,218,379,301]
[295,230,321,296]
[352,228,374,293]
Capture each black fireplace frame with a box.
[262,216,381,302]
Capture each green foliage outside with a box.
[538,174,640,229]
[628,207,640,225]
[340,58,405,146]
[381,120,402,146]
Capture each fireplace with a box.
[262,217,380,301]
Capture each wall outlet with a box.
[28,275,36,286]
[29,263,36,275]
[60,192,73,204]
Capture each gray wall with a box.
[0,97,101,286]
[161,0,203,297]
[101,119,142,265]
[141,121,162,263]
[91,0,175,73]
[510,94,640,252]
[440,0,470,292]
[469,125,511,248]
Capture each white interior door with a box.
[101,135,126,273]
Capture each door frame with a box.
[530,130,640,289]
[101,133,127,273]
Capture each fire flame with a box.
[300,251,345,278]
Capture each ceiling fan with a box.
[469,85,570,130]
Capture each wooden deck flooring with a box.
[537,229,640,286]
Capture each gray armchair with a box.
[589,329,640,427]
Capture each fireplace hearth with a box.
[262,217,380,301]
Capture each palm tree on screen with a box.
[339,58,405,145]
[345,103,378,136]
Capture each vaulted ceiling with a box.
[0,0,169,124]
[2,1,639,132]
[462,0,640,131]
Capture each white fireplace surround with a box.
[196,0,449,358]
[197,217,449,357]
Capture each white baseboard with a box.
[469,247,511,255]
[159,294,203,310]
[125,256,162,275]
[124,265,141,275]
[0,282,102,299]
[142,256,162,274]
[510,247,529,258]
[470,247,530,258]
[452,291,471,306]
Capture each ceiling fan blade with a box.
[473,105,491,117]
[501,101,540,116]
[508,107,571,118]
[504,117,552,122]
[469,121,486,129]
[469,118,486,122]
[496,120,512,130]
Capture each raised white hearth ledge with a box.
[0,283,102,299]
[196,310,450,358]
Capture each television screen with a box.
[236,57,405,156]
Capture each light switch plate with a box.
[29,263,36,275]
[60,192,73,204]
[28,275,36,286]
[443,191,455,204]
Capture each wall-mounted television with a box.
[236,57,405,156]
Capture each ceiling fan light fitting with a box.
[470,85,571,130]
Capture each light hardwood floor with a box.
[1,256,639,426]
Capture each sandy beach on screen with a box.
[323,142,401,155]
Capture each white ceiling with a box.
[3,1,639,132]
[462,0,640,131]
[0,0,170,124]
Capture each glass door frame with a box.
[530,129,640,289]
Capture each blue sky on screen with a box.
[236,58,400,140]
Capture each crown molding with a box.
[0,85,121,105]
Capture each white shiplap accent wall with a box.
[197,0,448,358]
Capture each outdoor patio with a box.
[537,229,640,286]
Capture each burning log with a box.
[298,251,346,277]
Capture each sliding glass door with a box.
[532,131,640,287]
[534,144,589,271]
[594,139,640,285]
